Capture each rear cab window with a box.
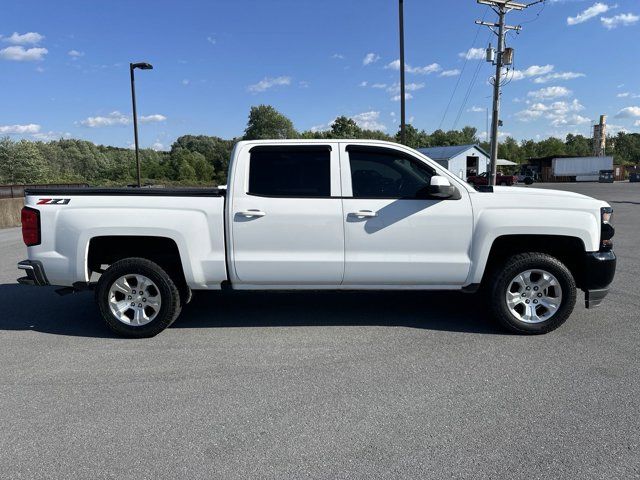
[248,146,331,197]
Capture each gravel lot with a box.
[1,182,638,479]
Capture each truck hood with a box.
[480,185,610,210]
[491,186,592,200]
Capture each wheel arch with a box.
[477,234,588,289]
[87,235,188,293]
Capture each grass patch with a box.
[0,198,23,229]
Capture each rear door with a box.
[230,143,344,285]
[340,144,473,286]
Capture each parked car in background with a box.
[467,171,518,186]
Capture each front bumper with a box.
[583,250,616,308]
[17,260,50,286]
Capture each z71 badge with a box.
[37,198,71,205]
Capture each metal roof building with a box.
[418,144,489,181]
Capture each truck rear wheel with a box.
[488,252,576,334]
[96,257,181,338]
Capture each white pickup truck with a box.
[17,140,616,337]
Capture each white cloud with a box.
[80,111,130,127]
[351,111,386,130]
[68,49,84,58]
[0,46,48,61]
[510,64,554,81]
[459,47,485,60]
[635,120,640,127]
[139,114,167,123]
[371,83,387,89]
[516,99,585,125]
[152,142,165,151]
[385,59,441,74]
[331,53,345,60]
[550,114,592,127]
[0,123,41,134]
[601,13,639,29]
[247,76,291,93]
[567,2,613,25]
[386,82,425,94]
[617,92,630,97]
[615,106,640,118]
[311,111,388,133]
[533,72,585,83]
[468,106,485,113]
[182,79,190,85]
[359,81,368,87]
[363,53,380,65]
[439,69,461,77]
[206,36,216,45]
[408,63,440,74]
[385,59,401,70]
[2,32,44,45]
[31,130,71,141]
[527,86,572,99]
[391,93,414,101]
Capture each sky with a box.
[1,0,639,150]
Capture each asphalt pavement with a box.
[0,182,638,479]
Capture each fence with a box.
[0,183,88,199]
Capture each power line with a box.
[452,32,491,130]
[438,7,489,131]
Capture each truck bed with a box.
[24,187,224,197]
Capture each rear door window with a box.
[248,147,331,197]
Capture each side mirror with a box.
[427,176,457,199]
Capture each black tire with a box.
[524,177,534,185]
[488,252,576,334]
[96,257,181,338]
[500,181,508,186]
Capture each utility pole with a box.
[476,0,542,185]
[398,0,406,144]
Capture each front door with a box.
[230,144,344,285]
[340,144,473,286]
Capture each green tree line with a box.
[1,104,639,186]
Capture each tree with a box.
[243,105,297,140]
[171,135,234,184]
[330,116,361,138]
[498,136,521,163]
[0,138,49,183]
[610,132,640,164]
[565,134,592,157]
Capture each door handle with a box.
[238,209,266,218]
[350,210,377,218]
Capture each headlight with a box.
[600,207,614,250]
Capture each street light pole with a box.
[399,0,406,145]
[129,62,153,187]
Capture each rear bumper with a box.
[17,260,50,286]
[582,251,616,308]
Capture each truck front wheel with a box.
[96,258,181,338]
[489,252,577,334]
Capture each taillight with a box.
[21,207,41,246]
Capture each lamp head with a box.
[131,62,153,70]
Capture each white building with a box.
[417,144,489,181]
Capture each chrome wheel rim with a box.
[108,274,161,326]
[506,269,562,324]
